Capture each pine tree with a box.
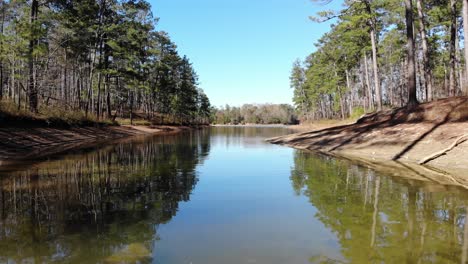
[406,0,418,107]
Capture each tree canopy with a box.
[292,0,468,121]
[213,103,298,125]
[0,0,212,125]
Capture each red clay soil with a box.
[268,97,468,186]
[0,125,191,165]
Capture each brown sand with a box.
[268,97,468,187]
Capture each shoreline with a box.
[277,145,468,189]
[267,97,468,188]
[0,124,196,166]
[212,124,289,127]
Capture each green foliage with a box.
[0,100,112,126]
[0,0,211,126]
[350,106,365,119]
[214,104,298,125]
[291,0,465,121]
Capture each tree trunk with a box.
[130,90,134,126]
[28,0,39,113]
[0,2,5,100]
[364,54,374,110]
[97,72,102,119]
[363,1,382,110]
[463,0,468,95]
[359,63,368,111]
[457,34,464,94]
[370,29,382,110]
[417,59,424,100]
[85,66,92,116]
[340,93,345,119]
[449,0,457,97]
[444,65,449,97]
[406,0,418,107]
[416,0,433,101]
[106,75,111,118]
[345,69,352,114]
[11,63,15,105]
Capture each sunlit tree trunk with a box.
[416,0,433,101]
[449,0,457,96]
[345,69,353,114]
[362,0,382,110]
[364,54,374,110]
[463,0,468,95]
[370,30,382,110]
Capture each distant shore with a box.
[267,97,468,188]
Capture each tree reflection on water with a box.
[291,151,468,264]
[0,130,210,263]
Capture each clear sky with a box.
[149,0,342,107]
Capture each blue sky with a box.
[149,0,342,107]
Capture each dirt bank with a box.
[288,119,355,132]
[0,124,192,165]
[268,97,468,187]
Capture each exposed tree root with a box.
[419,134,468,165]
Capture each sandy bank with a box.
[0,125,192,165]
[268,97,468,188]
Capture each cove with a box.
[0,127,467,264]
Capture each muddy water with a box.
[0,127,467,263]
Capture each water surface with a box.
[1,127,468,263]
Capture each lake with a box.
[0,126,467,263]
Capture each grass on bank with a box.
[0,100,197,128]
[291,97,468,132]
[115,118,151,126]
[290,119,357,131]
[0,100,114,128]
[290,106,364,131]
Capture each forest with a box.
[213,103,298,125]
[291,0,468,121]
[0,0,212,125]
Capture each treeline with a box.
[214,104,298,125]
[291,0,468,121]
[0,0,211,125]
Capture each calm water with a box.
[1,127,468,263]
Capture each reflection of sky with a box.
[209,126,296,149]
[155,127,342,264]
